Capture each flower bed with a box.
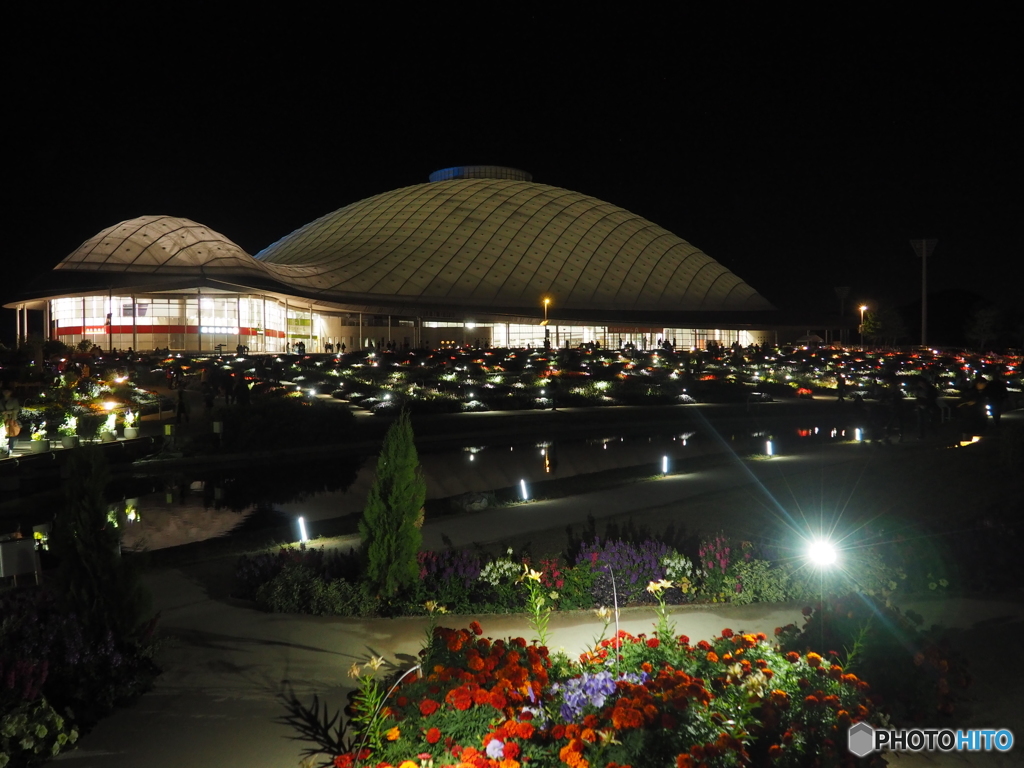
[322,617,883,768]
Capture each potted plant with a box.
[29,421,50,453]
[99,412,118,442]
[123,409,139,439]
[58,415,79,449]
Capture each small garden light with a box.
[855,428,863,442]
[298,516,308,543]
[765,440,774,456]
[662,455,668,474]
[520,479,529,501]
[808,538,837,567]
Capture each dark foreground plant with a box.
[777,592,971,726]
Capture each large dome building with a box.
[9,166,777,352]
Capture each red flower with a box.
[419,698,440,716]
[647,638,660,649]
[678,635,690,645]
[469,620,483,636]
[425,727,441,744]
[721,628,734,638]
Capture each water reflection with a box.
[110,423,854,551]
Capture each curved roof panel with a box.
[257,179,773,312]
[55,215,268,277]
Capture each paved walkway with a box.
[49,417,1024,767]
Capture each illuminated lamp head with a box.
[808,538,838,567]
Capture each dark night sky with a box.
[4,7,1020,343]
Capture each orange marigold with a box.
[706,652,719,663]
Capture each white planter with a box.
[123,427,139,440]
[29,439,50,454]
[100,431,116,443]
[60,435,79,449]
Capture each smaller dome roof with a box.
[56,215,262,275]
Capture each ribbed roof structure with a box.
[257,178,773,313]
[54,215,268,278]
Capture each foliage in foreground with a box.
[294,617,884,768]
[0,448,159,767]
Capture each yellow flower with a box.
[385,726,401,741]
[594,606,612,622]
[646,579,673,594]
[519,565,542,582]
[365,655,386,671]
[347,663,362,679]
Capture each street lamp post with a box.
[859,305,868,348]
[542,298,551,350]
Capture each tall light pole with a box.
[859,305,868,349]
[911,239,937,347]
[542,298,551,350]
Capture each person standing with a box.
[2,387,21,454]
[835,372,847,403]
[176,388,190,424]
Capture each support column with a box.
[132,295,137,352]
[309,302,314,352]
[197,289,203,352]
[359,313,362,351]
[44,301,51,342]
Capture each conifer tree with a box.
[358,410,425,599]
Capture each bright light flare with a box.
[298,516,308,543]
[808,539,837,567]
[520,479,529,501]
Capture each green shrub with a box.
[255,566,372,616]
[556,562,596,610]
[729,559,792,604]
[0,698,79,768]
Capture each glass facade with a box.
[49,296,767,354]
[51,294,293,353]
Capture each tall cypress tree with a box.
[358,410,425,599]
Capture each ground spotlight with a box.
[807,538,837,567]
[298,516,308,543]
[766,440,774,456]
[662,455,668,474]
[520,479,529,501]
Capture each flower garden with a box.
[280,561,970,768]
[252,522,973,767]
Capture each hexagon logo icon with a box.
[848,722,875,757]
